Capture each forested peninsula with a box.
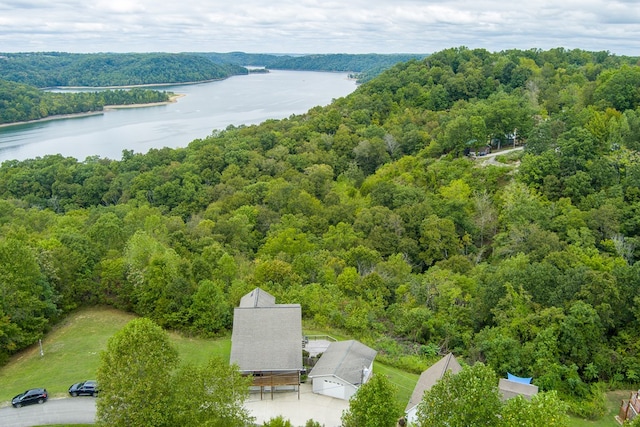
[2,47,640,420]
[0,51,416,125]
[0,79,173,125]
[0,52,250,125]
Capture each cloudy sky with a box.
[1,0,639,55]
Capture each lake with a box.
[0,70,357,163]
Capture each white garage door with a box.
[318,378,346,399]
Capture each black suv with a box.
[68,380,98,397]
[11,388,48,408]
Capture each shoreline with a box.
[0,94,185,129]
[103,93,185,110]
[44,78,226,90]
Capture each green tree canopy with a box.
[341,373,402,427]
[97,317,179,427]
[417,362,502,427]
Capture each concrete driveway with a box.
[245,382,349,427]
[0,384,348,427]
[0,397,96,427]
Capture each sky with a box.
[0,0,639,56]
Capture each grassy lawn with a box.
[374,361,420,408]
[0,306,231,405]
[568,389,629,427]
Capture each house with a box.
[230,288,303,399]
[404,353,462,426]
[308,340,376,400]
[498,373,538,401]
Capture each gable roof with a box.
[239,287,276,308]
[499,378,539,400]
[308,340,377,386]
[406,353,462,411]
[230,288,302,372]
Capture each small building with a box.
[404,353,462,426]
[618,390,640,424]
[308,340,376,400]
[498,373,538,401]
[230,288,303,399]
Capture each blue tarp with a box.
[507,373,532,384]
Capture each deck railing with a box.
[304,334,338,342]
[619,391,640,422]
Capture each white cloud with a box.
[0,0,637,55]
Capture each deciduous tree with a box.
[341,374,401,427]
[417,362,501,427]
[96,318,178,427]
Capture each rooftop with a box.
[308,340,377,386]
[230,288,303,372]
[406,353,462,411]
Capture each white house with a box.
[308,340,376,400]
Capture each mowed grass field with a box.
[0,306,231,405]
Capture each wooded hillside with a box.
[1,46,640,418]
[0,52,247,87]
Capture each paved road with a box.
[0,398,96,427]
[477,146,524,166]
[0,384,346,427]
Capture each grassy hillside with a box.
[0,306,230,404]
[1,306,417,410]
[0,307,626,426]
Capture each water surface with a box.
[0,70,357,162]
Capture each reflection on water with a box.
[0,70,357,162]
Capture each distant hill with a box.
[0,52,248,88]
[268,53,427,72]
[0,51,427,88]
[193,52,429,82]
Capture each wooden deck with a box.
[250,371,301,400]
[617,390,640,424]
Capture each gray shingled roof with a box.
[499,378,539,400]
[239,287,276,308]
[308,340,377,386]
[406,353,462,411]
[230,293,302,372]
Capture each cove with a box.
[0,70,357,163]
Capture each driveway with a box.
[246,382,349,427]
[476,146,524,167]
[0,398,96,427]
[0,385,348,427]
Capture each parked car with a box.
[68,380,98,397]
[12,388,48,408]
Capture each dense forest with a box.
[0,52,247,87]
[0,51,424,89]
[2,46,640,419]
[0,79,171,124]
[196,52,427,82]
